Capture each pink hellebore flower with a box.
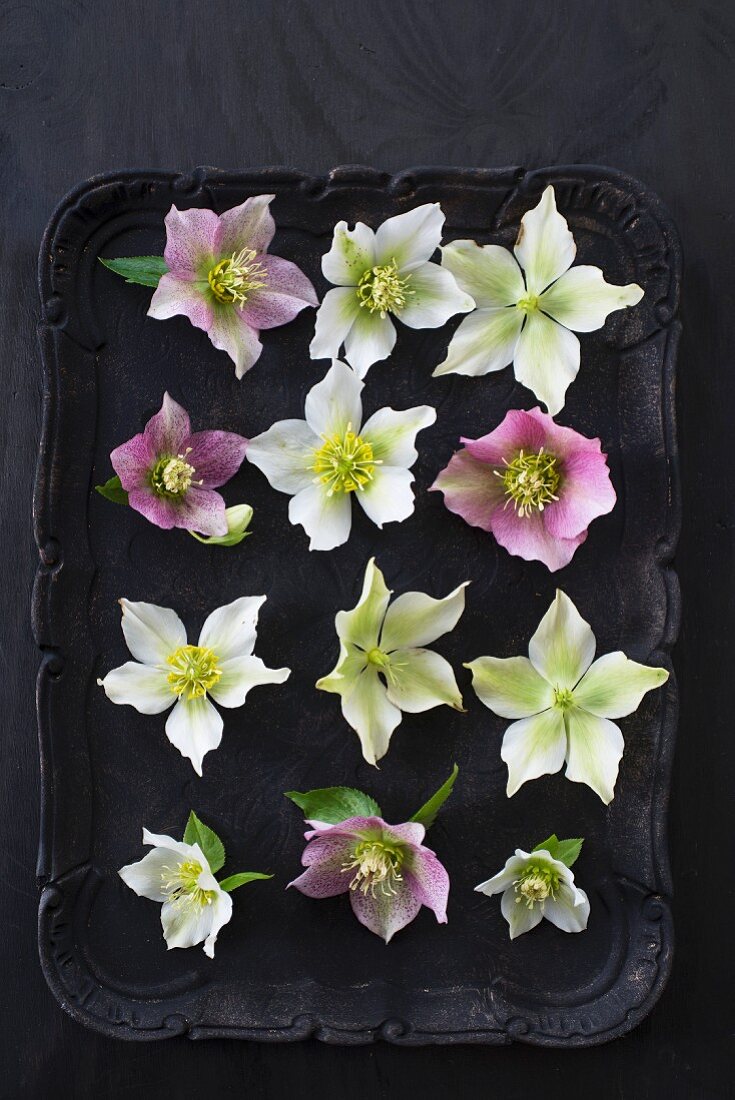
[289,815,449,943]
[431,407,616,572]
[148,195,319,377]
[110,392,248,537]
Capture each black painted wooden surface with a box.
[1,0,731,1095]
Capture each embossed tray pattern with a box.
[33,166,680,1045]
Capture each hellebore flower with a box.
[310,203,474,377]
[109,392,248,537]
[435,186,644,414]
[148,195,318,377]
[246,360,436,551]
[466,590,669,803]
[289,815,449,943]
[431,407,616,571]
[98,596,291,775]
[316,558,467,765]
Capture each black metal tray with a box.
[34,165,680,1045]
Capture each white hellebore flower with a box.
[246,360,436,551]
[316,558,468,765]
[98,597,291,775]
[475,848,590,940]
[466,590,669,804]
[310,203,475,377]
[119,829,232,957]
[435,186,644,414]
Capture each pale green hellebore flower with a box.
[317,558,468,765]
[466,590,669,804]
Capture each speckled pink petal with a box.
[110,432,156,491]
[240,255,319,330]
[162,205,219,277]
[543,445,616,540]
[143,392,191,456]
[288,836,355,898]
[208,307,263,378]
[148,273,215,332]
[462,407,547,465]
[304,816,386,842]
[184,430,249,489]
[431,448,505,531]
[176,487,228,536]
[128,489,183,530]
[386,822,426,847]
[214,195,276,257]
[489,504,586,571]
[405,848,449,922]
[349,876,423,943]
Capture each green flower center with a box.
[166,644,222,699]
[160,858,216,909]
[496,447,560,517]
[208,248,268,306]
[150,451,198,497]
[552,686,575,711]
[342,840,404,897]
[356,259,413,318]
[514,863,560,909]
[516,292,540,314]
[311,424,381,495]
[366,646,391,669]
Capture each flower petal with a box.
[360,404,436,467]
[349,875,423,943]
[309,287,362,361]
[175,486,228,536]
[288,835,355,898]
[161,886,232,957]
[208,306,263,379]
[304,359,364,437]
[514,186,576,294]
[501,887,544,939]
[397,262,475,330]
[198,595,266,660]
[384,648,464,713]
[440,241,525,307]
[164,696,224,776]
[475,854,528,897]
[540,265,644,332]
[405,852,449,922]
[462,406,547,465]
[513,310,580,415]
[162,205,219,276]
[203,891,234,958]
[240,255,318,330]
[119,598,187,664]
[321,220,376,285]
[246,418,318,495]
[380,582,467,651]
[432,307,523,378]
[343,308,397,379]
[316,641,369,694]
[542,882,590,933]
[119,847,178,902]
[143,392,191,457]
[466,655,554,719]
[208,655,290,708]
[147,274,215,331]
[542,443,616,540]
[340,667,402,766]
[357,466,416,528]
[573,652,669,719]
[489,502,586,572]
[501,709,567,796]
[333,558,391,651]
[564,707,624,804]
[431,449,504,530]
[109,432,156,491]
[213,194,276,257]
[289,483,353,551]
[184,430,248,489]
[98,661,173,714]
[374,203,445,272]
[529,590,596,689]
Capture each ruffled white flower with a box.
[475,847,589,940]
[98,597,291,775]
[310,204,475,377]
[246,360,436,551]
[466,590,669,803]
[435,186,644,414]
[316,558,468,765]
[119,829,233,957]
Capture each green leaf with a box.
[99,255,168,288]
[183,811,225,873]
[191,504,253,547]
[218,872,273,893]
[284,787,382,824]
[409,764,459,830]
[533,834,583,868]
[95,474,129,505]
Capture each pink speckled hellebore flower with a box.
[431,407,616,571]
[289,816,449,943]
[110,392,248,537]
[148,195,319,377]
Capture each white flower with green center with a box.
[435,186,644,414]
[310,204,475,378]
[466,590,669,803]
[316,558,468,764]
[246,360,436,551]
[98,597,291,775]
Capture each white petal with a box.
[474,854,528,897]
[98,661,173,714]
[397,262,474,329]
[528,590,596,690]
[384,648,464,713]
[540,265,644,332]
[542,882,590,933]
[119,599,186,665]
[321,220,375,286]
[288,483,353,550]
[361,404,436,467]
[141,830,202,862]
[203,890,234,957]
[373,203,445,272]
[343,308,397,378]
[309,286,361,361]
[340,666,402,765]
[119,847,178,902]
[357,466,416,528]
[501,709,567,796]
[513,310,580,415]
[380,582,467,651]
[573,652,669,719]
[316,640,369,694]
[441,241,525,307]
[501,887,544,939]
[333,558,391,650]
[208,655,290,708]
[198,596,266,660]
[466,655,554,719]
[564,707,624,804]
[304,359,364,437]
[164,696,224,775]
[433,307,523,378]
[161,886,232,956]
[245,419,318,495]
[514,185,576,294]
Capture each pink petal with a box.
[288,836,355,898]
[148,273,215,332]
[543,446,616,539]
[349,877,422,943]
[208,307,263,378]
[404,848,449,922]
[387,822,426,847]
[177,487,228,536]
[304,816,386,841]
[462,408,547,465]
[240,255,319,330]
[128,489,182,530]
[162,205,219,276]
[110,432,156,491]
[489,504,586,572]
[185,430,249,489]
[213,195,276,257]
[431,449,505,531]
[143,392,191,456]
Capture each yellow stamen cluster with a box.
[552,686,575,711]
[166,644,222,699]
[516,292,540,314]
[311,424,380,495]
[208,248,268,306]
[342,840,404,898]
[161,858,216,910]
[151,448,199,498]
[496,447,560,517]
[513,863,559,910]
[356,259,413,318]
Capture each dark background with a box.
[1,1,731,1096]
